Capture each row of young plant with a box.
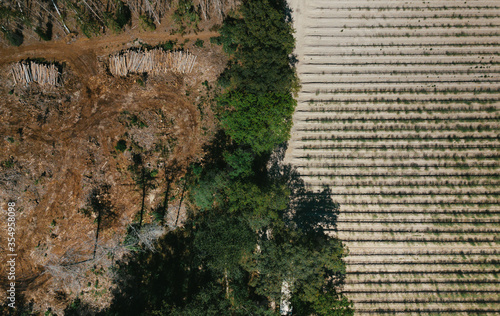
[302,97,500,103]
[302,104,499,111]
[299,1,500,314]
[101,1,353,315]
[317,14,500,20]
[324,5,500,11]
[298,121,496,133]
[306,87,500,94]
[324,23,500,29]
[298,152,500,159]
[304,182,500,189]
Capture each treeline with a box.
[98,0,352,315]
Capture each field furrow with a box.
[286,0,500,314]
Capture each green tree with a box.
[104,1,131,34]
[193,212,255,286]
[1,27,23,46]
[244,224,346,312]
[218,91,296,154]
[218,0,297,94]
[79,184,116,259]
[224,148,254,178]
[191,170,230,212]
[309,291,354,316]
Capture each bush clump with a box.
[115,139,127,152]
[139,15,156,31]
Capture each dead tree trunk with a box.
[50,0,70,33]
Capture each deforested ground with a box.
[286,0,500,314]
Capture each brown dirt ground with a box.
[0,29,226,313]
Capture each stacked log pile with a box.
[11,61,60,86]
[109,49,197,77]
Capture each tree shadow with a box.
[268,143,340,234]
[99,227,204,315]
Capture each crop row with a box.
[296,152,500,158]
[292,1,500,314]
[295,124,498,132]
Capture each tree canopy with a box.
[218,0,298,95]
[218,91,296,154]
[100,0,353,315]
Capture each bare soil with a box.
[0,30,226,313]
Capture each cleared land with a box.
[286,0,500,314]
[0,29,226,312]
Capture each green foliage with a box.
[226,180,288,222]
[104,1,131,34]
[309,291,354,316]
[95,0,351,314]
[224,148,253,178]
[78,17,101,38]
[0,5,30,27]
[139,14,156,31]
[210,36,221,45]
[292,186,341,233]
[115,139,127,152]
[153,282,232,316]
[193,212,255,277]
[218,0,298,94]
[115,1,131,28]
[63,297,82,315]
[244,220,346,305]
[191,170,229,211]
[218,91,296,154]
[104,13,122,34]
[161,40,177,51]
[136,78,145,87]
[194,38,204,47]
[34,22,52,41]
[173,0,200,34]
[1,27,23,46]
[128,114,148,128]
[1,157,14,169]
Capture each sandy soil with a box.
[286,0,500,314]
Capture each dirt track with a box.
[0,30,219,78]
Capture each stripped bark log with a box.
[11,61,60,86]
[109,48,197,76]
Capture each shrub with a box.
[1,27,23,46]
[105,1,131,34]
[105,13,122,34]
[34,21,52,41]
[139,15,156,31]
[194,38,204,47]
[161,40,176,51]
[115,139,127,152]
[78,17,100,38]
[115,1,131,28]
[173,0,200,33]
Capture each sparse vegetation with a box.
[139,14,155,32]
[172,0,200,34]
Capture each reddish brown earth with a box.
[0,30,225,313]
